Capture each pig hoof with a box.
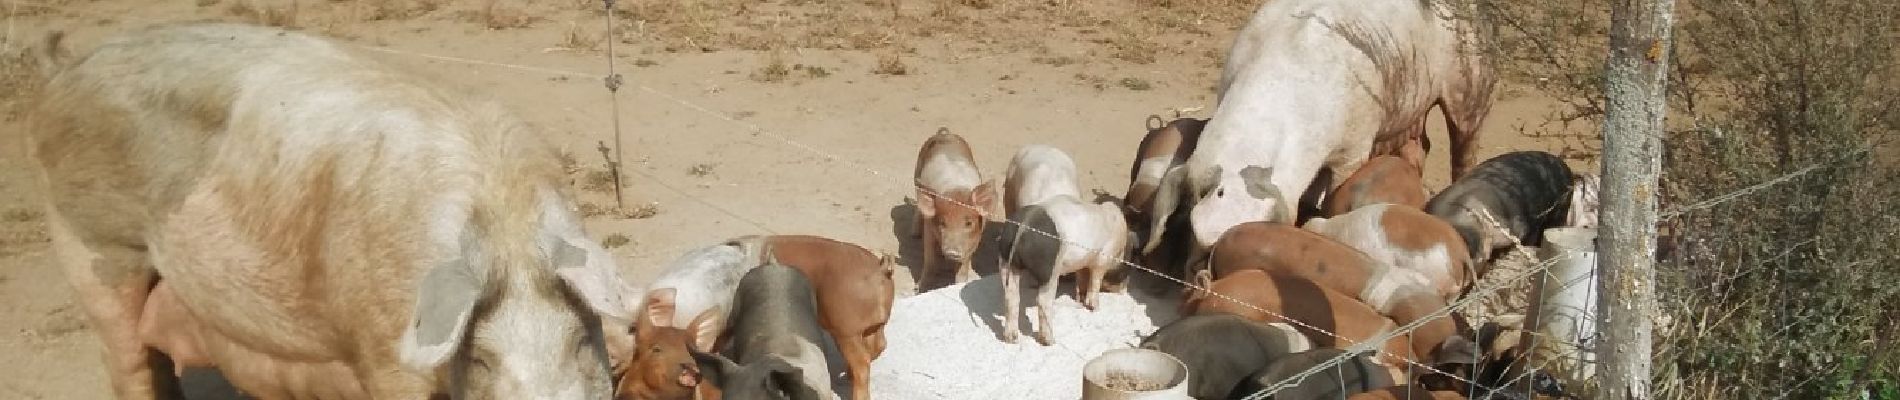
[1035,333,1053,346]
[1001,332,1018,344]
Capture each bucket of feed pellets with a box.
[1081,348,1190,400]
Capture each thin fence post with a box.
[600,0,627,209]
[1595,0,1678,398]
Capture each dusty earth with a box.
[0,0,1596,398]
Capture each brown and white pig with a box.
[1423,151,1576,267]
[1125,116,1209,280]
[616,301,723,400]
[1302,203,1474,301]
[1203,222,1478,368]
[913,129,997,289]
[1138,313,1315,399]
[995,194,1130,344]
[617,235,894,400]
[1320,156,1428,217]
[29,22,632,399]
[691,263,834,400]
[1146,0,1495,256]
[1181,269,1417,380]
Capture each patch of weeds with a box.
[474,0,538,30]
[1031,55,1079,67]
[580,202,660,220]
[751,54,792,83]
[196,0,220,7]
[874,52,910,75]
[795,64,832,78]
[688,163,716,177]
[557,151,582,175]
[600,233,631,249]
[634,59,660,67]
[582,170,620,193]
[227,0,300,28]
[1074,73,1107,90]
[1119,77,1153,91]
[559,22,600,51]
[3,209,42,223]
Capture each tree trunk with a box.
[1595,0,1678,399]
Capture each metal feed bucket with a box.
[1081,348,1191,400]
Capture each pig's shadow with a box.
[887,200,1006,292]
[181,368,251,400]
[954,271,1080,344]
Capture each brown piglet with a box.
[913,128,996,290]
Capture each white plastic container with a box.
[1080,348,1191,400]
[1525,227,1600,384]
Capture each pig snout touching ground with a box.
[1301,203,1474,302]
[1425,151,1576,267]
[1180,269,1415,380]
[617,295,723,400]
[1202,223,1479,369]
[1123,117,1206,237]
[30,22,633,399]
[691,262,835,400]
[1125,116,1209,282]
[1321,156,1427,217]
[913,129,996,289]
[748,235,897,400]
[1248,348,1399,400]
[1138,313,1315,399]
[996,199,1130,345]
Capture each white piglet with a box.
[996,145,1132,345]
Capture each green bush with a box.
[1483,0,1898,398]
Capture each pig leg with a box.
[44,213,183,400]
[1033,275,1060,346]
[837,334,875,400]
[1082,264,1109,311]
[956,258,976,284]
[920,227,942,290]
[1000,264,1021,344]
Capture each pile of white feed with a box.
[869,274,1181,399]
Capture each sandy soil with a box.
[0,0,1595,398]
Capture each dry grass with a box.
[579,202,660,220]
[581,169,619,193]
[558,21,601,51]
[226,0,301,28]
[472,0,537,30]
[600,233,631,248]
[0,48,44,121]
[873,51,909,75]
[750,53,792,83]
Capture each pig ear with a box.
[399,231,487,373]
[914,188,938,218]
[973,180,997,212]
[689,349,739,388]
[686,306,724,352]
[553,238,637,326]
[1142,166,1188,255]
[641,288,679,329]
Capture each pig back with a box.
[1425,151,1575,253]
[1140,314,1313,399]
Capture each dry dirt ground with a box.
[0,0,1595,398]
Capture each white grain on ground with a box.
[871,274,1182,399]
